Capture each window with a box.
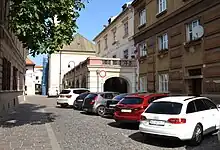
[186,20,200,42]
[104,35,108,49]
[112,28,116,43]
[158,0,167,13]
[13,67,18,90]
[123,49,129,59]
[97,41,101,53]
[139,9,146,26]
[194,99,208,112]
[2,58,11,90]
[120,97,144,105]
[146,102,182,115]
[186,101,196,114]
[140,76,147,92]
[158,33,168,51]
[139,42,147,57]
[159,73,169,92]
[124,22,129,36]
[203,99,217,110]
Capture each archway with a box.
[104,77,128,93]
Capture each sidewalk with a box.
[0,96,56,150]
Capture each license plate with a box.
[109,104,116,107]
[149,120,165,126]
[121,109,132,113]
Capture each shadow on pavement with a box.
[108,122,139,130]
[129,132,220,149]
[0,103,57,128]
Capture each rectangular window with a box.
[13,67,18,90]
[186,20,200,42]
[159,73,169,93]
[139,42,147,57]
[123,49,129,59]
[2,58,11,90]
[140,76,147,92]
[104,35,108,49]
[158,33,168,51]
[124,22,129,36]
[158,0,167,13]
[139,9,146,26]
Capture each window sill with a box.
[138,23,146,29]
[156,9,167,18]
[184,38,202,48]
[157,49,168,58]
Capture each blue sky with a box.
[30,0,131,65]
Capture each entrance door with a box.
[191,78,202,96]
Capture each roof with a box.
[35,65,43,68]
[154,96,196,103]
[26,58,35,66]
[60,33,96,53]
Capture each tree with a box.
[9,0,87,56]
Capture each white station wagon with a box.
[139,96,220,146]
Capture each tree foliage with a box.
[9,0,87,56]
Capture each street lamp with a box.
[68,61,76,88]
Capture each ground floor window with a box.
[140,76,147,92]
[159,73,169,93]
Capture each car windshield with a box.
[113,93,128,100]
[60,90,71,94]
[146,101,183,115]
[119,97,143,105]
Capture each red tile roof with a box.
[26,58,35,65]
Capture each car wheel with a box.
[97,106,106,116]
[190,124,203,146]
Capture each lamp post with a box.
[68,61,76,88]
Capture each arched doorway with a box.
[104,77,128,93]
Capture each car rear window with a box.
[60,90,71,94]
[119,97,143,105]
[73,90,89,94]
[113,94,128,101]
[85,93,97,99]
[146,101,183,115]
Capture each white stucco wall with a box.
[25,65,35,95]
[48,52,95,96]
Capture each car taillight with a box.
[140,115,147,121]
[66,95,72,98]
[168,118,186,124]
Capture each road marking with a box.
[41,109,61,150]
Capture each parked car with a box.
[82,92,119,116]
[139,96,220,146]
[57,88,90,108]
[114,93,168,124]
[73,92,90,110]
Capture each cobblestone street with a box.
[0,96,220,150]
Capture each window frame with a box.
[158,73,169,93]
[186,20,200,42]
[158,33,168,51]
[158,0,167,13]
[139,8,146,26]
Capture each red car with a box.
[114,93,168,123]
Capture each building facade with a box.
[93,2,135,59]
[48,33,96,96]
[132,0,220,101]
[63,57,137,93]
[0,0,27,113]
[25,58,36,95]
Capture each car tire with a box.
[190,124,203,146]
[97,106,106,117]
